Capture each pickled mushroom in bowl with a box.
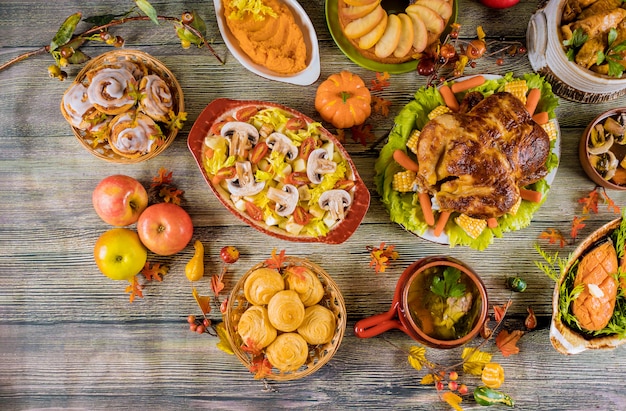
[587,112,626,185]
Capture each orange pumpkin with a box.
[315,71,371,129]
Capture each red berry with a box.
[196,325,205,334]
[417,58,435,76]
[189,323,197,332]
[220,246,240,264]
[448,381,458,391]
[458,384,469,395]
[203,318,211,327]
[496,58,505,66]
[187,315,196,324]
[435,381,445,391]
[449,371,459,381]
[466,40,487,59]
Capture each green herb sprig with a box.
[430,267,466,299]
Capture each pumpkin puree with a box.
[224,0,308,75]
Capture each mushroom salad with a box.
[202,105,356,238]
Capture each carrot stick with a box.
[450,75,485,93]
[532,111,549,125]
[525,88,541,115]
[419,192,435,226]
[487,218,498,228]
[439,85,459,112]
[433,211,451,237]
[393,149,419,172]
[520,188,542,203]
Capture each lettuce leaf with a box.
[375,73,560,250]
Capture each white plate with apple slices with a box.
[213,0,321,85]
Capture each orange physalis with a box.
[192,287,211,316]
[578,188,600,214]
[495,330,524,357]
[152,167,174,187]
[370,71,390,92]
[351,123,375,146]
[570,215,588,240]
[367,242,399,273]
[264,248,287,270]
[371,96,391,117]
[493,300,512,322]
[141,261,168,282]
[539,228,566,248]
[525,307,537,330]
[125,277,143,303]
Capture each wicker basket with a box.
[224,256,347,381]
[66,50,184,163]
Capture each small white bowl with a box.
[213,0,321,86]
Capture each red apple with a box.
[93,175,148,226]
[136,202,193,255]
[479,0,519,8]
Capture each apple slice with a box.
[343,0,379,7]
[406,4,445,36]
[415,0,453,20]
[341,0,382,20]
[375,14,402,58]
[343,6,386,39]
[407,11,428,52]
[358,13,388,49]
[394,13,414,58]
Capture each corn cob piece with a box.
[508,197,522,216]
[504,80,528,104]
[392,170,417,192]
[428,105,451,120]
[455,213,487,239]
[406,129,421,155]
[541,120,558,141]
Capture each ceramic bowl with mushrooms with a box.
[187,98,370,244]
[579,108,626,190]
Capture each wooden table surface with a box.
[2,0,626,409]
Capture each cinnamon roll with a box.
[60,82,95,130]
[267,290,305,332]
[243,267,284,306]
[297,304,336,345]
[284,266,324,307]
[139,74,174,122]
[86,66,137,115]
[265,332,309,372]
[108,111,162,158]
[237,305,277,349]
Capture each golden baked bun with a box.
[244,267,285,306]
[108,111,163,159]
[337,0,453,64]
[297,304,336,345]
[60,82,95,130]
[267,290,305,332]
[86,66,138,115]
[284,266,324,306]
[237,305,277,349]
[139,74,174,122]
[265,332,309,372]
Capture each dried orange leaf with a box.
[601,189,621,214]
[539,228,566,247]
[570,216,587,240]
[211,273,225,297]
[215,322,234,355]
[152,167,174,187]
[525,306,537,330]
[264,248,287,270]
[578,188,599,214]
[159,186,184,205]
[192,287,211,315]
[442,391,464,411]
[371,96,392,117]
[370,71,390,91]
[461,347,492,375]
[351,123,374,146]
[141,261,168,282]
[496,330,525,357]
[420,373,436,385]
[249,356,273,380]
[368,242,399,273]
[493,300,512,322]
[408,346,427,371]
[125,277,143,303]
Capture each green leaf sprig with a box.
[430,267,466,299]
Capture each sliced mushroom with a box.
[266,184,299,217]
[605,116,626,145]
[318,189,352,222]
[266,132,298,161]
[306,148,337,184]
[590,151,619,181]
[226,161,265,196]
[588,124,614,155]
[220,121,259,159]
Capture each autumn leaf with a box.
[539,228,566,248]
[408,346,428,371]
[351,123,375,146]
[578,188,600,214]
[525,307,537,330]
[125,277,143,303]
[141,261,168,282]
[152,167,174,187]
[477,25,486,40]
[159,186,184,205]
[211,267,226,298]
[241,338,263,357]
[570,216,587,240]
[264,248,287,270]
[493,300,512,322]
[285,265,308,281]
[442,391,463,411]
[601,188,621,214]
[192,287,211,315]
[461,347,492,375]
[496,330,525,357]
[420,373,437,385]
[367,242,399,273]
[370,71,390,91]
[249,356,273,380]
[371,96,391,117]
[215,322,234,355]
[335,129,346,143]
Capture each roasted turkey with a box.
[416,92,550,220]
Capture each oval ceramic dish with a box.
[214,0,320,85]
[188,99,370,244]
[374,73,561,250]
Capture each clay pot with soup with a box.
[354,256,488,349]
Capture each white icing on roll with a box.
[87,67,137,115]
[109,112,160,157]
[61,83,93,129]
[139,74,173,122]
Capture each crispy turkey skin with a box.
[416,92,550,219]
